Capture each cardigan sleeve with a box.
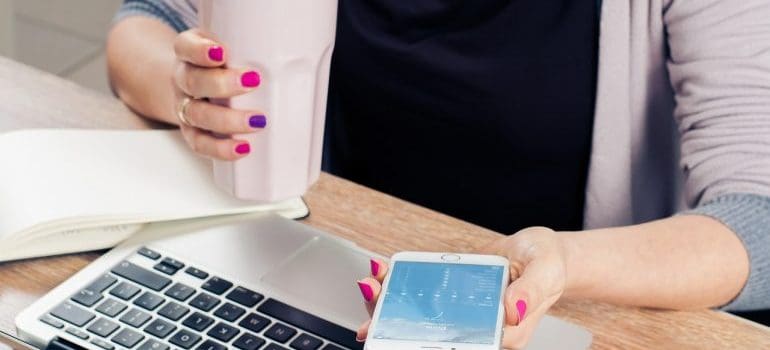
[113,0,198,32]
[665,0,770,310]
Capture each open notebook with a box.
[0,129,310,262]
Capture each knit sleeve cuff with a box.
[113,0,192,33]
[685,193,770,311]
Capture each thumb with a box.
[503,258,556,326]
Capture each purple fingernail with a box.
[208,46,223,61]
[241,71,261,87]
[249,115,267,128]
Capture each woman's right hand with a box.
[172,29,266,160]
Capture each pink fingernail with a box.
[370,259,380,277]
[516,299,527,324]
[235,143,250,155]
[208,46,223,61]
[358,281,374,302]
[241,71,261,87]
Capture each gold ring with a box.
[176,96,193,126]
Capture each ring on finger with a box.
[176,96,194,126]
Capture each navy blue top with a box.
[325,1,599,233]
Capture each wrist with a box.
[559,231,592,299]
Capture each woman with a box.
[108,0,770,348]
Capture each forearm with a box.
[107,17,180,125]
[561,215,749,309]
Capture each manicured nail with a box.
[356,335,366,342]
[208,46,223,61]
[370,259,380,277]
[249,115,267,128]
[241,71,261,87]
[516,299,527,324]
[358,281,374,302]
[235,143,250,155]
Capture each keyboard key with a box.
[233,333,266,350]
[189,292,220,312]
[145,319,177,339]
[196,340,226,350]
[226,287,264,308]
[87,317,120,338]
[71,288,103,307]
[214,302,245,322]
[258,299,362,350]
[96,298,128,317]
[91,338,116,350]
[202,277,233,295]
[110,282,141,300]
[66,327,90,340]
[169,329,202,349]
[134,291,166,311]
[238,313,271,333]
[120,308,152,328]
[207,322,240,342]
[113,328,145,348]
[161,257,185,270]
[138,247,161,260]
[50,302,95,327]
[265,344,289,350]
[183,312,215,332]
[264,323,297,344]
[112,261,172,291]
[320,345,344,350]
[290,334,323,350]
[185,267,209,279]
[164,282,195,302]
[39,314,64,329]
[154,263,178,275]
[138,339,170,350]
[88,274,118,293]
[158,301,190,321]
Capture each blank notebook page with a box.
[0,129,304,238]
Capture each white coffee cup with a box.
[199,0,338,202]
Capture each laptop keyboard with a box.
[38,247,362,350]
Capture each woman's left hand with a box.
[356,227,571,349]
[479,226,570,349]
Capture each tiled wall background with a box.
[1,0,123,95]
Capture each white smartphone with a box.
[365,252,510,350]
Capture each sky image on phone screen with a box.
[372,261,504,344]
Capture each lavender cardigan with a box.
[115,0,770,311]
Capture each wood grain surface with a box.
[1,56,769,349]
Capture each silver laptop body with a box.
[16,214,591,350]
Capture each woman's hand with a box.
[355,227,569,349]
[172,29,266,160]
[479,227,569,349]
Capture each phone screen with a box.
[372,261,505,345]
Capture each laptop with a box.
[15,214,592,350]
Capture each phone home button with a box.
[441,254,461,262]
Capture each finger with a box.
[370,259,389,282]
[174,29,227,67]
[176,64,261,98]
[184,99,267,134]
[356,319,371,343]
[357,277,382,315]
[179,124,251,160]
[501,303,550,350]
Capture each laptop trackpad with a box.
[260,237,372,330]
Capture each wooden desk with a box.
[1,56,769,349]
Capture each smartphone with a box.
[366,252,510,350]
